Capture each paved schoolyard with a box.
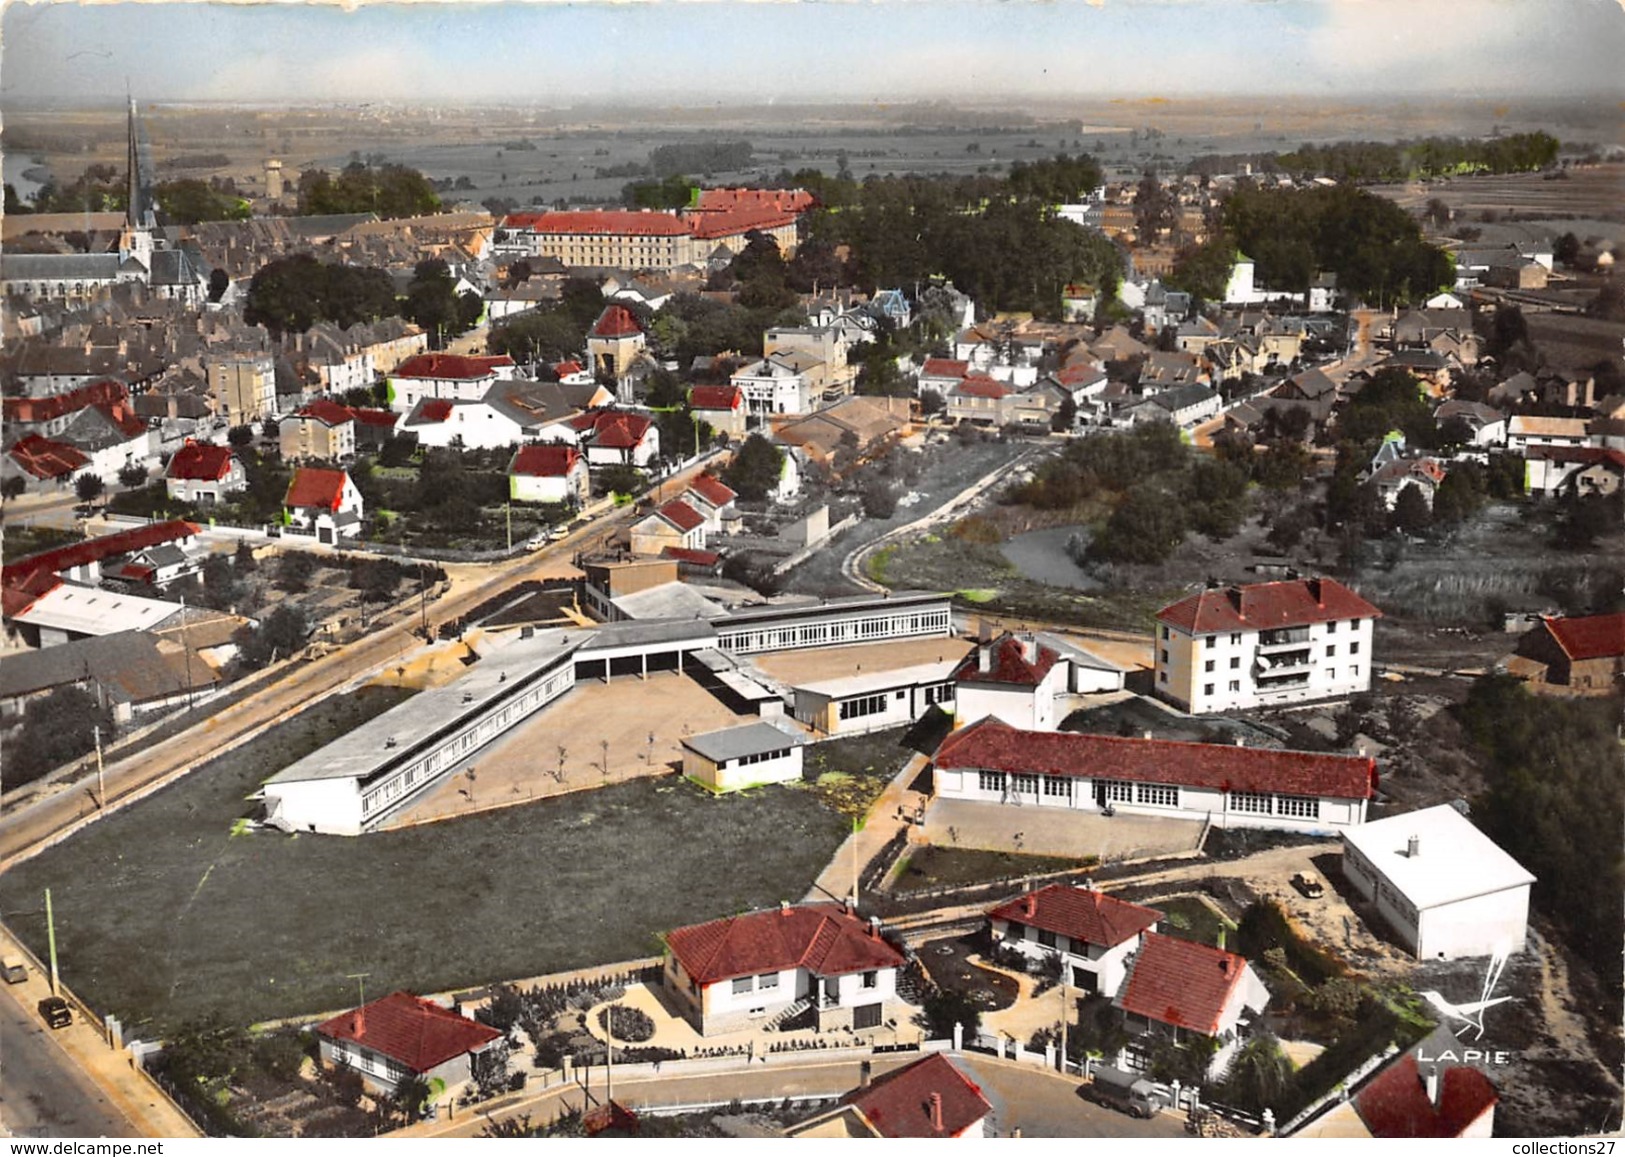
[920,798,1206,863]
[375,671,751,829]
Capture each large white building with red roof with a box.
[315,990,503,1097]
[1114,932,1271,1078]
[662,901,907,1037]
[988,884,1163,997]
[1154,577,1382,714]
[283,467,364,543]
[385,353,517,413]
[934,717,1376,833]
[508,443,589,507]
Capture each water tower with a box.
[264,158,284,200]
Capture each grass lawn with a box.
[1146,895,1233,948]
[895,846,1087,890]
[3,689,849,1035]
[800,726,916,820]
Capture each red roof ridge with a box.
[666,902,904,986]
[1540,611,1625,662]
[1116,932,1252,1035]
[314,991,501,1075]
[987,884,1163,948]
[1157,577,1381,634]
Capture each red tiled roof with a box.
[315,992,501,1075]
[392,353,513,381]
[295,399,356,427]
[510,443,581,477]
[350,408,400,429]
[7,434,89,480]
[692,187,816,215]
[2,379,127,424]
[665,902,905,986]
[581,410,653,449]
[1541,612,1625,662]
[591,305,643,339]
[935,717,1377,799]
[843,1054,992,1139]
[96,401,147,440]
[1116,932,1255,1035]
[553,360,584,377]
[418,399,455,423]
[688,384,743,411]
[685,206,798,240]
[165,443,236,482]
[1370,458,1446,487]
[987,885,1162,949]
[2,567,62,618]
[956,375,1009,399]
[652,498,705,533]
[506,209,690,237]
[953,635,1060,687]
[920,358,970,380]
[4,520,200,586]
[686,473,737,509]
[1355,1054,1498,1138]
[284,468,349,511]
[1156,578,1382,635]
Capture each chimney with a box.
[1017,634,1037,664]
[1423,1067,1441,1107]
[780,900,792,917]
[1143,730,1154,740]
[928,1092,944,1132]
[1023,895,1036,918]
[869,915,881,938]
[354,1006,366,1037]
[978,642,993,674]
[977,618,994,644]
[1309,576,1324,608]
[1407,835,1420,858]
[859,1059,873,1090]
[1234,737,1245,747]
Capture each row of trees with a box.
[243,256,479,344]
[1272,132,1561,183]
[295,161,441,219]
[1171,184,1453,306]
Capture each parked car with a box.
[1,955,26,983]
[38,996,72,1029]
[1292,872,1325,899]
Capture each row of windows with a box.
[718,608,951,654]
[725,747,794,768]
[839,693,892,721]
[1162,621,1365,646]
[1230,792,1321,818]
[731,971,782,995]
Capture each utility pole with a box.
[93,725,105,810]
[1059,971,1069,1074]
[180,595,194,710]
[45,889,60,995]
[506,501,512,552]
[345,971,370,1010]
[850,814,860,906]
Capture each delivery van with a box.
[1,955,26,984]
[1085,1066,1158,1119]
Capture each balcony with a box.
[1258,627,1311,650]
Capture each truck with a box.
[1084,1065,1158,1119]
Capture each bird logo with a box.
[1418,952,1511,1041]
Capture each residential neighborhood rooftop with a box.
[1115,932,1253,1036]
[665,901,904,986]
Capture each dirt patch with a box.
[917,935,1019,1012]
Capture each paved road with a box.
[0,456,721,868]
[0,985,138,1138]
[956,1055,1189,1139]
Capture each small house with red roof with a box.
[1507,610,1624,692]
[682,472,737,533]
[1367,456,1448,512]
[630,497,706,557]
[662,901,907,1037]
[934,717,1377,832]
[988,884,1163,997]
[164,442,247,504]
[385,353,516,414]
[509,443,589,507]
[687,383,747,438]
[953,631,1125,731]
[572,409,660,470]
[315,991,503,1097]
[1294,1028,1498,1138]
[787,1053,993,1138]
[1154,577,1382,714]
[4,434,91,489]
[283,468,364,543]
[916,356,970,404]
[280,399,357,462]
[1114,932,1271,1079]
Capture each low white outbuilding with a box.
[682,720,807,792]
[1341,804,1535,960]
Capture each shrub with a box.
[596,1004,655,1043]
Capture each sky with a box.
[2,0,1622,107]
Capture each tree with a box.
[1219,1034,1294,1114]
[227,425,255,448]
[1134,169,1177,239]
[234,539,258,574]
[1089,481,1187,565]
[2,475,27,501]
[235,605,309,669]
[1554,231,1581,267]
[597,464,644,499]
[75,474,105,504]
[207,268,230,304]
[921,990,981,1041]
[723,434,785,502]
[404,260,463,347]
[296,161,440,219]
[7,685,116,789]
[394,1075,434,1123]
[1051,393,1078,433]
[118,463,148,488]
[1585,280,1625,323]
[859,475,900,519]
[1389,483,1432,537]
[154,178,248,225]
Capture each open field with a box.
[0,687,860,1032]
[1368,163,1625,225]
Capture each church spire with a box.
[125,94,154,229]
